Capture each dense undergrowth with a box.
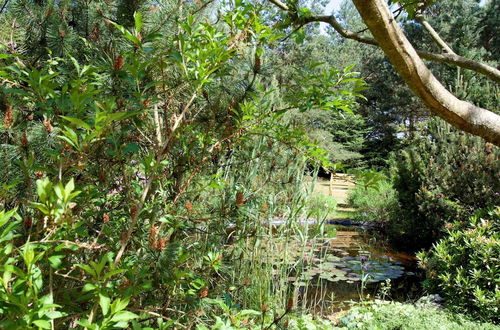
[0,0,498,328]
[348,120,500,323]
[0,2,369,328]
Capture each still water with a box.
[288,228,422,312]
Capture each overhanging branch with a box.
[268,0,500,83]
[351,0,500,146]
[268,0,500,145]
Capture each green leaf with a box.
[0,208,18,227]
[32,320,51,329]
[110,310,138,323]
[123,143,139,154]
[143,33,163,43]
[134,12,143,32]
[65,179,75,195]
[45,311,65,320]
[102,269,126,281]
[76,264,97,277]
[169,51,183,63]
[111,297,130,314]
[60,116,91,130]
[82,283,97,292]
[22,243,36,266]
[54,184,64,200]
[99,293,111,316]
[48,255,64,269]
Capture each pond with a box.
[283,227,422,313]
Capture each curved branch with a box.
[351,0,500,146]
[415,14,455,54]
[268,0,500,82]
[417,51,500,83]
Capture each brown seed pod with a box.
[286,297,293,311]
[98,172,106,182]
[23,216,33,229]
[202,89,209,101]
[113,55,124,71]
[261,304,267,313]
[59,30,66,38]
[21,132,28,147]
[130,205,138,218]
[27,114,34,120]
[148,225,158,248]
[120,231,128,242]
[43,118,52,132]
[89,23,100,42]
[200,287,208,298]
[3,103,13,128]
[120,277,131,289]
[102,214,110,223]
[235,192,244,207]
[185,201,193,212]
[254,55,261,72]
[156,237,168,251]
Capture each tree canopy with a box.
[269,0,500,145]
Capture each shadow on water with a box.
[289,227,423,313]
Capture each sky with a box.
[325,0,343,14]
[324,0,488,14]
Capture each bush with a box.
[418,209,500,323]
[388,118,500,250]
[340,300,499,330]
[347,176,398,223]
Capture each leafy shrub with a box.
[388,118,500,250]
[340,300,499,330]
[418,209,500,323]
[0,1,368,326]
[348,176,398,223]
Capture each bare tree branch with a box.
[415,13,455,54]
[417,51,500,83]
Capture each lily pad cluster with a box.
[300,255,407,284]
[257,231,413,286]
